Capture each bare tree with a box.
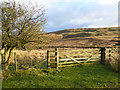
[0,0,46,70]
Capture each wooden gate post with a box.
[100,47,106,65]
[55,48,59,70]
[109,48,111,61]
[47,50,50,69]
[14,52,17,71]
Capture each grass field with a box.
[2,62,120,88]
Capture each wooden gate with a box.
[47,47,106,69]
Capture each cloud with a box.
[1,0,118,32]
[98,0,119,5]
[44,1,118,32]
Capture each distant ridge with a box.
[48,27,118,34]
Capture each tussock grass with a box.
[7,49,48,70]
[13,49,47,61]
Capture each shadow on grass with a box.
[83,29,96,32]
[64,33,92,39]
[108,29,117,31]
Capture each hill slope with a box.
[46,27,119,47]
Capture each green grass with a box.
[2,62,120,88]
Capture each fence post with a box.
[47,50,50,69]
[100,47,106,65]
[14,52,17,71]
[55,48,59,70]
[109,48,111,61]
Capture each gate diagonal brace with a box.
[60,52,81,64]
[84,57,99,63]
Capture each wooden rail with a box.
[60,58,86,61]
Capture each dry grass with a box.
[9,48,100,64]
[46,36,118,47]
[105,47,119,72]
[13,49,47,61]
[6,49,48,69]
[7,49,47,65]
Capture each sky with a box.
[1,0,119,32]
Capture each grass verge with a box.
[2,62,120,88]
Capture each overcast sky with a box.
[2,0,119,32]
